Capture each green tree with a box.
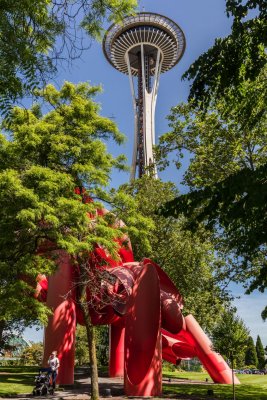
[245,336,258,367]
[118,176,231,333]
[212,310,249,400]
[76,325,109,366]
[157,66,266,189]
[184,0,266,111]
[0,0,60,117]
[156,4,267,318]
[256,335,265,369]
[0,0,137,116]
[20,342,44,366]
[212,310,249,367]
[0,81,152,399]
[0,81,125,323]
[156,82,267,300]
[75,325,89,366]
[0,81,152,400]
[95,326,109,366]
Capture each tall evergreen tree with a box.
[245,336,258,367]
[256,335,265,369]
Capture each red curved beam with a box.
[124,262,162,397]
[42,251,76,385]
[38,199,239,393]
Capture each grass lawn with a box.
[0,366,38,396]
[0,366,266,399]
[163,370,267,399]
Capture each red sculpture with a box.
[36,197,239,397]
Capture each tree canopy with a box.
[157,79,267,311]
[212,309,249,367]
[0,81,152,400]
[245,336,258,366]
[0,0,137,116]
[20,342,44,366]
[156,0,267,318]
[118,176,231,333]
[184,0,267,110]
[255,335,265,369]
[0,81,129,326]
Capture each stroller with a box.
[32,370,54,396]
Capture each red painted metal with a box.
[42,251,76,385]
[124,262,162,396]
[109,321,125,377]
[185,315,240,384]
[38,200,240,394]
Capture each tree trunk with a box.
[80,300,99,400]
[77,262,99,400]
[0,320,6,350]
[230,353,235,400]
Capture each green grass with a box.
[164,369,210,381]
[0,366,37,396]
[163,370,267,399]
[0,366,266,399]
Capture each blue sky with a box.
[23,0,266,346]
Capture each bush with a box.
[20,343,43,366]
[0,359,21,366]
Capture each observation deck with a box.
[103,12,185,76]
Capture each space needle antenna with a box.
[103,12,186,180]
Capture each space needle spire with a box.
[103,12,185,180]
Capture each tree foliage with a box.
[0,0,137,116]
[95,326,109,366]
[157,65,266,186]
[184,0,267,110]
[212,309,250,367]
[255,335,265,369]
[0,81,152,400]
[118,176,231,333]
[75,325,89,366]
[0,80,151,339]
[0,82,127,327]
[0,0,60,116]
[0,80,150,317]
[20,342,44,366]
[75,324,108,366]
[156,1,267,317]
[245,336,258,367]
[157,78,267,305]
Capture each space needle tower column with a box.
[103,12,185,180]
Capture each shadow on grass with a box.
[0,367,37,396]
[0,366,37,374]
[0,374,34,396]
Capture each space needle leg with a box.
[126,51,138,182]
[140,46,162,177]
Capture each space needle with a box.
[103,12,186,180]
